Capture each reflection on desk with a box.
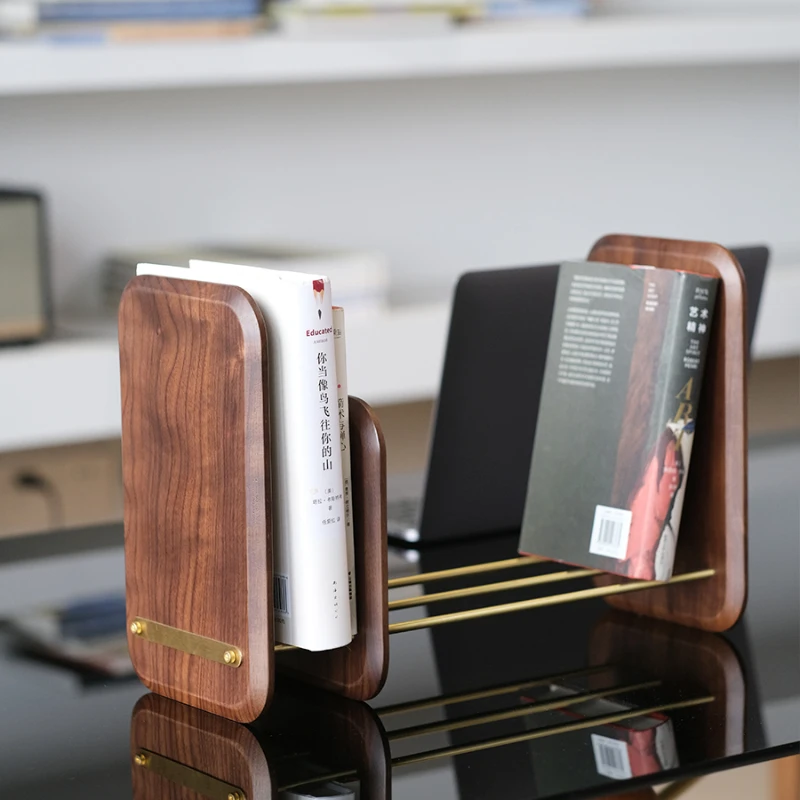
[128,610,754,800]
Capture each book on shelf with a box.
[136,260,353,652]
[333,306,357,635]
[37,0,262,22]
[518,260,719,582]
[35,17,263,41]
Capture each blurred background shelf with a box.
[2,13,800,96]
[1,260,797,455]
[0,301,450,453]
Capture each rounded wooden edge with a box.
[349,395,391,700]
[589,611,747,757]
[588,234,748,632]
[130,693,274,797]
[120,275,274,723]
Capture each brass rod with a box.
[279,768,357,792]
[377,665,612,717]
[659,777,704,799]
[387,556,546,589]
[274,643,294,652]
[388,569,716,635]
[388,567,601,611]
[391,696,715,768]
[387,680,661,741]
[279,695,714,791]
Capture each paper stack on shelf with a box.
[103,243,391,321]
[272,0,477,38]
[478,0,589,20]
[273,0,588,35]
[0,0,265,41]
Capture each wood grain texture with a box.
[277,396,389,700]
[132,689,390,800]
[131,693,274,800]
[590,611,745,760]
[773,755,800,800]
[120,275,273,723]
[588,235,747,631]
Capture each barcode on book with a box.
[590,733,632,780]
[589,505,632,560]
[273,574,290,616]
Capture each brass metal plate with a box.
[130,617,243,668]
[134,749,246,800]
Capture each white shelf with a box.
[0,263,797,455]
[0,302,450,453]
[2,14,800,96]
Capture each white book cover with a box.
[333,306,356,634]
[136,260,352,651]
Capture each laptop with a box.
[388,245,769,545]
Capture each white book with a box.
[136,260,352,651]
[332,306,356,635]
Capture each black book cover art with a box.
[519,261,718,581]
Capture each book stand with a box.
[120,234,747,723]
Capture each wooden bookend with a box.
[130,693,274,800]
[130,691,390,800]
[120,275,274,722]
[120,275,388,721]
[276,396,390,701]
[589,611,745,759]
[588,235,747,631]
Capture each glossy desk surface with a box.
[0,436,798,798]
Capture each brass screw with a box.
[133,752,149,767]
[130,620,144,636]
[223,649,238,666]
[228,793,243,800]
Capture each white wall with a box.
[0,62,797,314]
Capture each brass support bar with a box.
[388,567,601,611]
[130,617,242,668]
[377,665,611,717]
[387,556,546,589]
[388,569,716,635]
[391,696,715,768]
[279,696,714,792]
[133,749,246,800]
[387,680,661,741]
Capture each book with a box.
[7,596,134,677]
[35,17,263,41]
[333,306,356,634]
[518,261,719,582]
[37,0,261,22]
[136,261,353,651]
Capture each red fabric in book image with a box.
[623,426,685,581]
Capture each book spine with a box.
[647,271,718,580]
[333,306,357,635]
[186,261,352,651]
[40,17,261,41]
[39,0,260,22]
